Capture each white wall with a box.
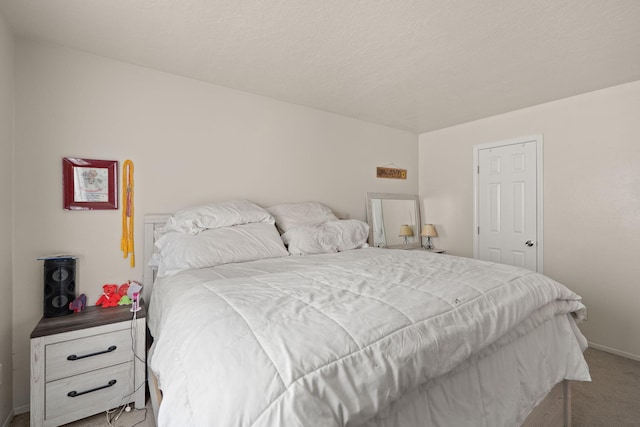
[419,80,640,360]
[0,11,13,426]
[11,39,418,411]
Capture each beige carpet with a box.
[10,348,640,426]
[573,347,640,426]
[9,402,154,427]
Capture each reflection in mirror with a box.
[366,192,421,249]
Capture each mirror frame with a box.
[366,192,422,249]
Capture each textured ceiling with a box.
[2,0,640,133]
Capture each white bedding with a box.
[148,248,590,427]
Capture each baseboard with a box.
[13,404,29,415]
[1,409,14,427]
[588,341,640,362]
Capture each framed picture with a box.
[63,158,118,210]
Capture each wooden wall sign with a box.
[376,167,407,180]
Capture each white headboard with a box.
[143,214,171,304]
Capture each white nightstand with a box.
[30,302,146,427]
[408,247,446,254]
[424,248,446,254]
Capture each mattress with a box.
[148,248,590,426]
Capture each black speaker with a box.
[43,258,76,317]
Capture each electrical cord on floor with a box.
[129,408,148,427]
[105,377,149,426]
[106,406,148,427]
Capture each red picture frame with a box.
[63,158,118,210]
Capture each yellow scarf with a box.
[121,160,135,267]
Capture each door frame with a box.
[473,135,544,273]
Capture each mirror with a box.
[366,192,422,249]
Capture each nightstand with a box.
[409,247,446,254]
[30,301,146,427]
[425,248,446,254]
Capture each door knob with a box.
[525,240,534,247]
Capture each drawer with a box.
[45,361,134,420]
[46,328,132,381]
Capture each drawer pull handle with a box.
[67,379,117,398]
[67,345,117,361]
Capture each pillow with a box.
[267,202,338,233]
[282,219,370,255]
[155,222,288,276]
[161,199,274,235]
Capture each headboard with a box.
[143,214,171,304]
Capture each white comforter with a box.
[148,249,588,427]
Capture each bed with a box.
[143,200,590,427]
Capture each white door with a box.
[474,136,543,272]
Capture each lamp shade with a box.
[420,224,438,237]
[399,224,414,237]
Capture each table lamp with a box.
[399,224,413,245]
[421,224,438,249]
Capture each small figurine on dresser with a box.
[127,281,143,312]
[95,284,121,308]
[69,294,87,313]
[117,282,132,305]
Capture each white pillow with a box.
[161,199,274,235]
[282,220,370,255]
[155,222,288,276]
[267,202,338,233]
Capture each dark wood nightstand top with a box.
[31,300,146,339]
